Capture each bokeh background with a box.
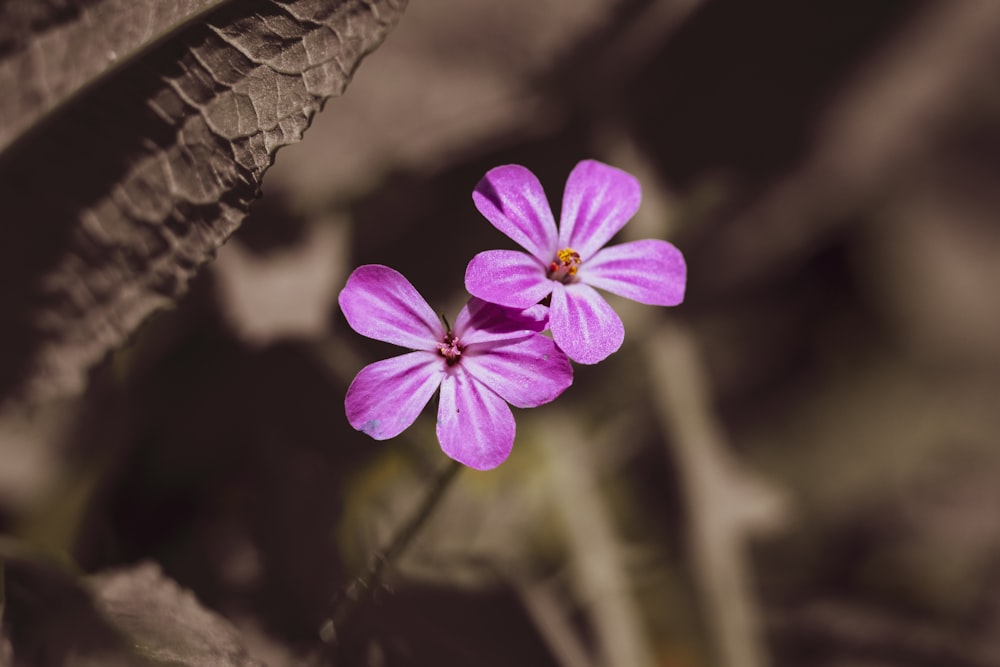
[3,0,1000,665]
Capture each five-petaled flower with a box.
[465,160,687,364]
[339,264,573,470]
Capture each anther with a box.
[548,247,582,283]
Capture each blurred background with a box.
[3,0,1000,665]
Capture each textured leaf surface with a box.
[90,562,264,666]
[0,0,221,153]
[0,0,407,403]
[3,557,265,666]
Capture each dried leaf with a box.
[0,1,222,154]
[3,555,128,667]
[0,0,407,404]
[89,562,265,667]
[3,556,267,666]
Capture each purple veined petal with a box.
[465,249,553,309]
[549,282,625,365]
[339,265,444,350]
[462,334,572,408]
[437,368,515,470]
[581,239,687,306]
[472,164,559,261]
[454,297,549,346]
[558,160,642,260]
[345,351,444,440]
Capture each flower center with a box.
[548,247,581,284]
[438,331,464,366]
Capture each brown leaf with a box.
[2,556,269,666]
[0,1,222,154]
[0,0,407,404]
[89,562,265,667]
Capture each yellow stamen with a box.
[549,247,582,283]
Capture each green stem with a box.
[322,458,463,642]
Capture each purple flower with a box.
[339,264,573,470]
[465,160,687,364]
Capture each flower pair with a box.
[339,160,687,470]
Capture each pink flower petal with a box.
[582,239,686,306]
[472,165,559,261]
[437,369,515,470]
[345,352,444,440]
[453,297,549,346]
[339,265,443,350]
[549,282,624,365]
[465,250,553,309]
[462,334,572,408]
[558,160,641,259]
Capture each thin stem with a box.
[322,458,463,643]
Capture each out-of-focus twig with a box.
[591,0,707,87]
[539,412,656,667]
[701,1,1000,292]
[513,576,596,667]
[645,324,787,667]
[770,600,1000,667]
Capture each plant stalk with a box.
[322,458,463,643]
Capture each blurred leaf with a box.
[4,556,127,667]
[4,556,265,666]
[0,0,407,404]
[89,562,265,666]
